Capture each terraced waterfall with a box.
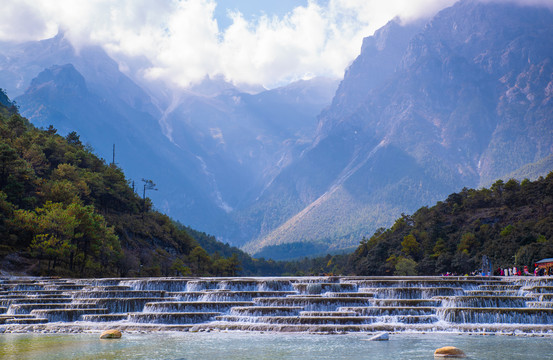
[2,276,553,334]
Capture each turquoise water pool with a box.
[1,332,552,360]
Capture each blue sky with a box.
[213,0,314,30]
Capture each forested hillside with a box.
[346,173,553,276]
[0,89,242,277]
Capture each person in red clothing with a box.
[524,265,530,275]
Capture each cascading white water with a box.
[119,279,189,292]
[1,276,553,333]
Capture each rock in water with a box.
[367,332,389,341]
[100,329,122,339]
[434,346,466,357]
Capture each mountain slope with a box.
[244,0,553,259]
[482,154,553,188]
[0,34,337,246]
[161,76,338,213]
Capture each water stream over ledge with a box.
[2,276,553,335]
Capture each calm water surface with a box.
[1,332,552,360]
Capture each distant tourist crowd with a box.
[441,265,550,277]
[494,266,532,276]
[492,265,551,276]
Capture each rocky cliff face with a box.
[244,0,553,259]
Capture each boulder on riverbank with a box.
[434,346,466,357]
[100,329,122,339]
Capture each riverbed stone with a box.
[434,346,466,357]
[100,329,122,339]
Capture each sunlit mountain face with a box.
[240,0,553,259]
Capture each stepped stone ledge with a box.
[0,276,553,335]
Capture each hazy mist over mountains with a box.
[1,0,552,260]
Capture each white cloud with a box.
[0,1,57,42]
[0,0,464,89]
